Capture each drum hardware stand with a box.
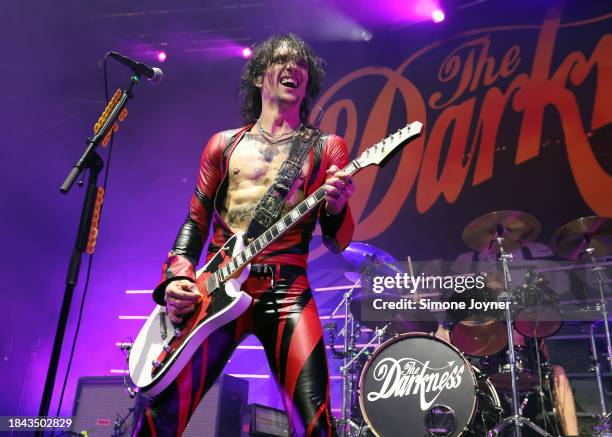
[340,324,390,374]
[332,279,360,437]
[590,320,609,415]
[338,324,389,437]
[590,321,612,435]
[113,406,136,437]
[518,393,530,416]
[594,415,612,437]
[488,233,553,437]
[583,246,612,436]
[346,417,369,436]
[585,247,612,366]
[377,328,384,348]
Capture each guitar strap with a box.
[245,127,321,239]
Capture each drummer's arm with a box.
[435,325,451,342]
[552,365,578,436]
[539,339,550,358]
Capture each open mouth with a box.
[280,78,299,89]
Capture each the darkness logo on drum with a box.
[360,334,501,437]
[367,357,466,411]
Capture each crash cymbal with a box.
[550,216,612,259]
[349,292,438,334]
[342,242,398,269]
[462,210,541,253]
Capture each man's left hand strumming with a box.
[324,164,355,215]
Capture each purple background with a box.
[1,0,610,424]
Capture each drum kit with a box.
[329,212,612,437]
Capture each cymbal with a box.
[349,292,438,334]
[462,210,541,253]
[342,242,398,269]
[550,216,612,259]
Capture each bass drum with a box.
[359,333,502,437]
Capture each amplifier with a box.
[184,374,249,437]
[247,403,290,437]
[71,374,249,436]
[70,376,135,436]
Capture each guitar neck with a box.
[215,159,361,283]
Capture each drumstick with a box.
[407,255,421,303]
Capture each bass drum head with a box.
[359,333,478,437]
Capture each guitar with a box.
[128,121,423,395]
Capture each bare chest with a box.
[221,134,311,232]
[227,135,310,195]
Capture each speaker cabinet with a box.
[247,403,290,436]
[184,374,249,437]
[71,374,248,436]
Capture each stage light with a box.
[432,9,445,23]
[361,30,373,42]
[157,51,167,62]
[242,47,253,58]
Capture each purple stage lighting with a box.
[432,9,445,23]
[157,51,167,62]
[242,47,253,59]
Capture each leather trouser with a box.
[132,265,337,437]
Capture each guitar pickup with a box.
[205,274,219,296]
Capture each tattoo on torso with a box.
[221,132,309,233]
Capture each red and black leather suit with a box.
[133,125,354,437]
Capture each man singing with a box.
[133,34,354,437]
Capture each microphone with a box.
[108,51,163,84]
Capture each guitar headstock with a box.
[355,121,423,168]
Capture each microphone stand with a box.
[36,74,140,431]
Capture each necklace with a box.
[256,119,302,143]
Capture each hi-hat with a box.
[549,216,612,259]
[462,210,541,253]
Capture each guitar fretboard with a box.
[204,120,423,292]
[215,159,360,283]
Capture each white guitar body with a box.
[129,233,252,395]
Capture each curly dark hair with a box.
[239,34,326,125]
